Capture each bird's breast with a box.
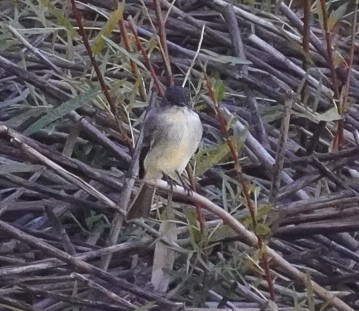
[144,106,203,180]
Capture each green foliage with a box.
[91,3,124,55]
[24,87,100,135]
[292,105,342,124]
[241,204,273,237]
[73,141,110,167]
[85,210,110,231]
[195,142,230,176]
[254,223,271,236]
[0,164,44,174]
[207,223,237,243]
[327,2,348,32]
[316,0,348,33]
[195,130,246,176]
[132,302,157,311]
[211,78,226,103]
[38,0,77,37]
[216,55,252,66]
[100,36,146,70]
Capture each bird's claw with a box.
[164,174,176,191]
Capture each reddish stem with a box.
[319,0,339,97]
[153,0,173,86]
[70,0,133,152]
[128,19,164,97]
[119,19,146,100]
[319,0,343,151]
[205,77,275,300]
[119,20,137,77]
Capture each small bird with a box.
[126,86,203,220]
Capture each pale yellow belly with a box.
[143,107,202,180]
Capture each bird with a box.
[126,86,203,220]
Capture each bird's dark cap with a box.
[163,86,191,107]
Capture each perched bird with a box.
[126,86,203,220]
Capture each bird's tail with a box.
[126,184,156,220]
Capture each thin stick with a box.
[69,0,133,152]
[183,25,205,87]
[128,18,164,96]
[153,0,173,85]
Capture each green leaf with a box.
[334,53,345,67]
[263,105,284,122]
[14,27,68,35]
[185,210,202,245]
[241,214,253,228]
[208,224,237,242]
[254,223,271,236]
[257,204,272,219]
[91,3,124,55]
[195,127,246,177]
[195,142,230,176]
[201,49,251,66]
[305,272,315,311]
[230,130,247,152]
[100,36,146,70]
[85,214,104,229]
[85,212,110,230]
[215,55,252,66]
[211,78,226,103]
[316,107,342,122]
[133,301,157,311]
[24,88,100,135]
[0,164,44,174]
[328,3,348,32]
[5,106,47,129]
[292,104,342,124]
[39,0,77,37]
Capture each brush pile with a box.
[0,0,358,310]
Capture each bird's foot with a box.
[175,170,192,196]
